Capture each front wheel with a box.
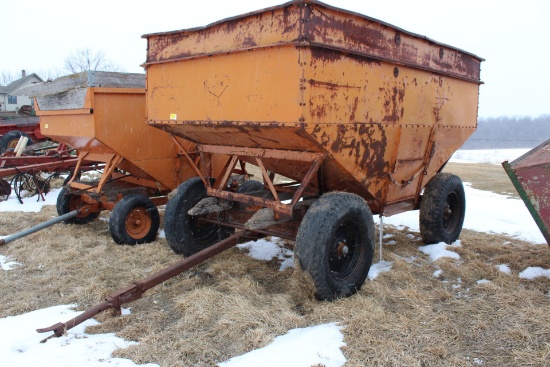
[164,177,234,256]
[56,187,100,224]
[295,192,375,301]
[109,194,160,245]
[419,173,466,244]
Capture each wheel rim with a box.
[125,208,152,239]
[443,191,461,234]
[7,139,19,150]
[328,221,361,281]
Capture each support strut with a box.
[36,230,256,342]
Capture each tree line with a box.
[461,115,550,149]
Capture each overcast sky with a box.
[2,0,549,118]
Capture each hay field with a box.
[1,164,549,367]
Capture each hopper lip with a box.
[141,0,484,62]
[507,137,550,169]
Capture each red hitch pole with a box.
[37,230,255,342]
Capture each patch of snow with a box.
[0,304,158,367]
[433,269,443,278]
[218,323,346,367]
[473,357,485,366]
[367,260,393,280]
[418,242,461,261]
[237,237,293,271]
[1,254,20,270]
[497,264,512,275]
[158,229,166,239]
[519,267,550,280]
[477,279,491,285]
[450,149,529,165]
[278,257,294,271]
[0,188,61,213]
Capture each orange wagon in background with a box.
[28,71,224,245]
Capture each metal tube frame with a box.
[172,139,326,217]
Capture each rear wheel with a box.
[56,187,99,224]
[295,192,375,301]
[420,173,466,244]
[164,177,234,256]
[236,179,264,212]
[0,130,33,154]
[109,194,160,245]
[236,179,264,193]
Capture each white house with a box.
[0,70,43,112]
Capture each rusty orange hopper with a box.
[144,0,483,300]
[29,71,220,245]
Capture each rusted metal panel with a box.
[305,4,482,82]
[145,0,481,216]
[143,0,482,82]
[503,139,550,245]
[144,5,302,64]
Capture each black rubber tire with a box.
[236,179,265,212]
[236,179,264,193]
[56,187,100,224]
[164,177,234,256]
[295,192,375,301]
[419,173,466,244]
[109,194,160,245]
[0,130,33,153]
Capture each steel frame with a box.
[170,134,325,217]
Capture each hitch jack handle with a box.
[37,230,255,342]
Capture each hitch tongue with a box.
[37,298,115,343]
[36,322,67,343]
[37,231,253,342]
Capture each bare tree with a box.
[0,72,16,86]
[64,48,122,73]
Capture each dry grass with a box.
[1,163,549,367]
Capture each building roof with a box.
[0,73,44,95]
